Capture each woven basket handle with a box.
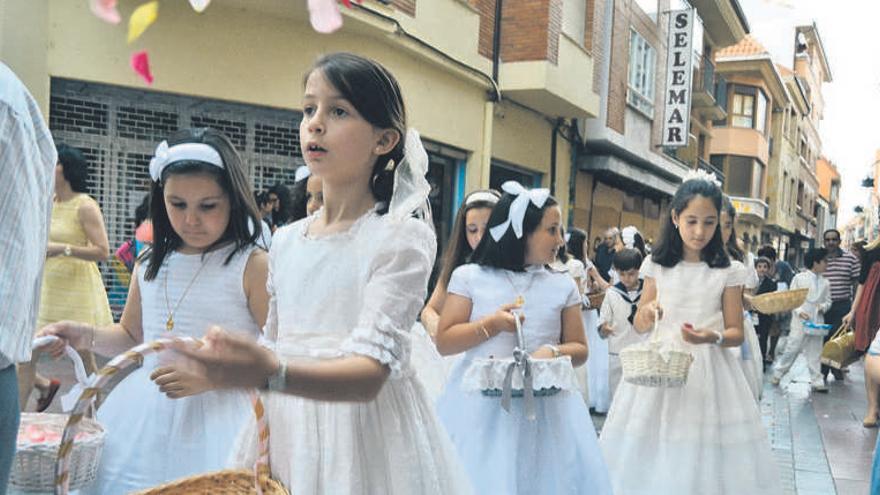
[649,281,662,344]
[53,337,200,494]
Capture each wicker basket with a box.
[586,291,605,309]
[10,413,104,493]
[619,285,694,388]
[750,288,809,314]
[54,337,289,495]
[620,342,694,388]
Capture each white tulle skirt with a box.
[231,369,472,494]
[84,356,253,494]
[585,309,610,412]
[599,342,781,494]
[436,358,612,494]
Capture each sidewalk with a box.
[763,354,877,495]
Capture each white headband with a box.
[149,141,224,181]
[489,181,550,241]
[465,190,500,206]
[294,166,311,182]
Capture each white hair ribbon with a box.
[388,129,432,225]
[294,165,311,182]
[149,140,224,181]
[621,225,639,249]
[489,181,550,242]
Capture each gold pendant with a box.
[166,316,174,332]
[515,295,525,306]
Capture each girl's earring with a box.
[384,158,395,172]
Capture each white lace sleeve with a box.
[340,218,437,376]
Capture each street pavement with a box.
[21,346,880,494]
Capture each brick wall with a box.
[471,0,566,64]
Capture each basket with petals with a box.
[10,337,104,493]
[750,288,809,314]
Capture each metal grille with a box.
[49,78,303,317]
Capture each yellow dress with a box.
[38,193,113,329]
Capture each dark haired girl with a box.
[598,173,782,494]
[39,128,270,493]
[435,181,611,493]
[720,195,763,401]
[143,53,471,493]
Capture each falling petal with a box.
[308,0,343,33]
[128,1,159,44]
[130,51,154,84]
[188,0,211,13]
[89,0,121,24]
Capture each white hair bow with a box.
[489,181,550,242]
[149,140,224,182]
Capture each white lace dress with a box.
[598,257,781,494]
[231,209,472,494]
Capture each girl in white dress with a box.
[415,189,500,398]
[598,172,781,494]
[151,53,471,494]
[720,195,763,400]
[563,227,609,407]
[435,181,612,494]
[39,128,270,494]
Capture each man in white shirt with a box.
[0,62,56,491]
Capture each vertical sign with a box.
[662,9,695,147]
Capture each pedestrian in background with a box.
[821,228,860,382]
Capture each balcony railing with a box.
[693,56,727,120]
[698,158,725,185]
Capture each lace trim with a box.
[300,203,383,242]
[340,314,411,376]
[460,356,579,392]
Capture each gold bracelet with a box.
[479,324,491,340]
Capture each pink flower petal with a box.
[130,51,154,85]
[89,0,121,24]
[308,0,343,34]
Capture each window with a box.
[731,93,754,128]
[729,85,769,133]
[721,155,764,199]
[755,91,767,133]
[562,0,587,44]
[627,29,656,117]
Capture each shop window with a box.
[490,162,541,191]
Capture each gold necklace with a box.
[163,252,212,332]
[504,269,538,306]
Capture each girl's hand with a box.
[151,353,214,399]
[530,346,555,359]
[485,302,525,334]
[798,312,810,321]
[681,324,717,345]
[37,321,92,357]
[599,323,615,338]
[743,294,754,311]
[645,300,664,323]
[155,327,279,395]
